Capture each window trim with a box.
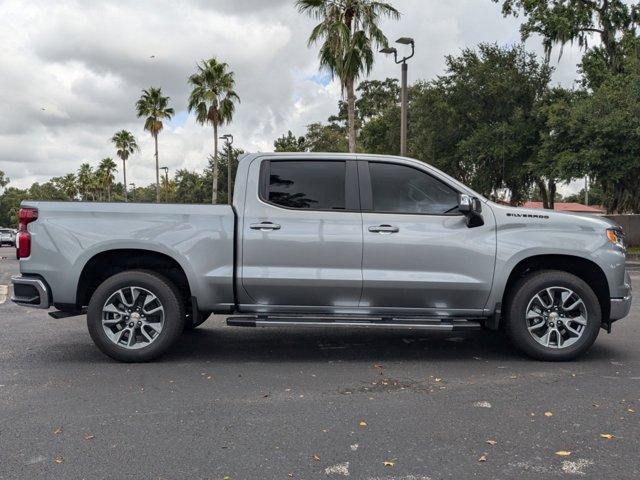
[258,159,360,213]
[360,160,463,216]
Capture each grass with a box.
[628,246,640,255]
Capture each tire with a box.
[504,270,601,361]
[184,311,211,331]
[87,270,185,362]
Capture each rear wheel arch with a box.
[76,249,192,309]
[500,254,610,326]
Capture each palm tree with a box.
[135,88,174,203]
[188,58,240,204]
[111,130,139,202]
[77,163,93,201]
[97,158,117,202]
[59,173,78,200]
[297,0,399,152]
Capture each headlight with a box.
[606,228,625,249]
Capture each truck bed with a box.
[18,201,236,312]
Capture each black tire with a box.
[184,311,211,331]
[504,270,601,361]
[87,270,185,362]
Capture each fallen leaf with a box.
[435,378,442,382]
[544,411,553,417]
[555,451,572,457]
[84,434,95,440]
[374,364,384,369]
[53,456,64,464]
[262,393,269,398]
[383,460,395,467]
[313,454,320,461]
[600,433,615,439]
[359,420,367,428]
[628,408,635,413]
[473,401,492,408]
[478,453,488,462]
[486,439,497,446]
[53,427,63,435]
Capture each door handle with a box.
[250,222,281,231]
[368,224,399,234]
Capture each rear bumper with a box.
[11,275,51,309]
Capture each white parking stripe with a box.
[0,285,8,305]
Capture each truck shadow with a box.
[159,321,617,364]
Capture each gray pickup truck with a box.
[11,153,631,362]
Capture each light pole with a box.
[160,166,169,202]
[129,183,136,202]
[220,134,234,203]
[381,37,415,157]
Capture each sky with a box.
[0,0,587,191]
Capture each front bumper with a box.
[11,275,51,309]
[610,295,632,321]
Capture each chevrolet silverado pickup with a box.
[11,153,632,362]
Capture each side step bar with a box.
[227,315,482,331]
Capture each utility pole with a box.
[160,166,169,202]
[381,37,415,157]
[220,134,234,204]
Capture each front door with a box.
[359,160,496,316]
[241,158,363,310]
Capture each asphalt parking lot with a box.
[0,246,639,479]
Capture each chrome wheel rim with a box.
[101,286,165,350]
[525,286,587,349]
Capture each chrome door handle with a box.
[250,222,281,231]
[368,224,399,234]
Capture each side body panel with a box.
[486,203,629,315]
[19,202,235,311]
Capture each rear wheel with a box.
[87,270,185,362]
[505,270,601,361]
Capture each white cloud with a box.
[0,0,586,189]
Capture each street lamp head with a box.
[380,46,397,55]
[396,37,414,46]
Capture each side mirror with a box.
[458,194,484,227]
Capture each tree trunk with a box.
[123,159,127,202]
[212,123,218,204]
[548,180,556,210]
[154,132,160,203]
[346,77,357,153]
[536,178,550,209]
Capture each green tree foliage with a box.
[274,131,306,152]
[297,0,400,152]
[0,170,9,190]
[136,87,174,203]
[496,0,640,79]
[304,122,349,152]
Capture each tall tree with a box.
[52,173,78,200]
[110,130,139,202]
[188,58,240,204]
[495,0,640,81]
[297,0,400,152]
[136,87,174,203]
[97,158,117,202]
[77,163,94,201]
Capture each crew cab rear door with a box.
[358,159,496,316]
[239,157,363,310]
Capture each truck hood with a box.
[488,201,616,232]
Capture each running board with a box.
[226,315,482,331]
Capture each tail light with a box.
[16,207,38,259]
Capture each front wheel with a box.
[505,270,601,361]
[87,270,185,362]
